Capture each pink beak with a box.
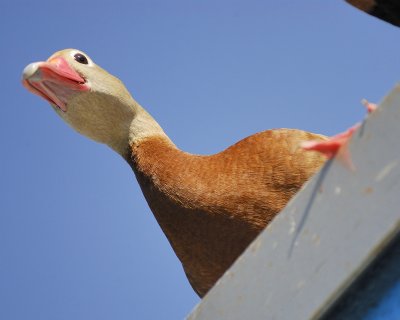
[22,57,89,112]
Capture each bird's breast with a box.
[128,130,326,296]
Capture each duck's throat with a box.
[105,103,169,160]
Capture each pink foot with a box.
[301,99,378,170]
[301,125,358,159]
[362,99,377,113]
[301,124,358,170]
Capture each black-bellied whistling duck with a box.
[22,49,327,297]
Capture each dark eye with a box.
[74,53,88,64]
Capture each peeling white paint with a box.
[289,216,296,235]
[375,161,398,182]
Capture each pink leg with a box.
[301,99,378,169]
[361,99,377,113]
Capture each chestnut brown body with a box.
[129,130,326,296]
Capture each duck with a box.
[22,49,327,297]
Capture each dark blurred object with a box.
[346,0,400,27]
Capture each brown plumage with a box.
[22,49,326,297]
[130,131,326,296]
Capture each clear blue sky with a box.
[1,1,399,319]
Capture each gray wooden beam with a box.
[188,85,400,320]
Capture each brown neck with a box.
[127,136,212,247]
[126,135,264,296]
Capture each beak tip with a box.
[22,62,41,81]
